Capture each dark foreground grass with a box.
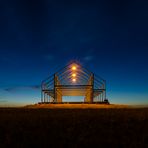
[0,108,148,148]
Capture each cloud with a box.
[83,56,94,61]
[4,88,14,92]
[0,100,7,103]
[31,85,41,90]
[4,85,41,92]
[44,54,55,61]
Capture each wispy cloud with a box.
[4,88,14,92]
[44,54,55,61]
[31,85,41,89]
[83,55,94,61]
[4,85,40,92]
[0,100,7,103]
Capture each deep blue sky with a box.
[0,0,148,106]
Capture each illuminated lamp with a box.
[72,73,76,77]
[72,66,77,70]
[72,78,76,82]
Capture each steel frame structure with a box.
[40,62,108,104]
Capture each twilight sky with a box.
[0,0,148,106]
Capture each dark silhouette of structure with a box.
[40,62,109,104]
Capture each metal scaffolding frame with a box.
[40,62,108,104]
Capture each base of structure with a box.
[38,101,110,105]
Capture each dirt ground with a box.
[0,106,148,147]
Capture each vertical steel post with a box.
[92,74,94,103]
[54,74,56,103]
[41,90,43,103]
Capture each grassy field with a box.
[0,106,148,147]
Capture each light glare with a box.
[72,66,76,70]
[72,73,76,77]
[72,78,76,82]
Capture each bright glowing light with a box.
[72,66,76,70]
[72,78,76,82]
[72,73,76,77]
